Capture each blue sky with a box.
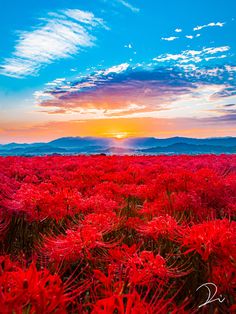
[0,0,236,142]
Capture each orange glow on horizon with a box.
[105,132,129,139]
[1,117,236,143]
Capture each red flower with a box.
[180,219,236,261]
[211,258,236,294]
[125,251,168,286]
[135,215,179,240]
[0,262,72,313]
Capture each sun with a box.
[105,131,129,139]
[114,132,128,139]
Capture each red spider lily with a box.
[0,255,19,274]
[91,283,189,314]
[41,220,121,264]
[91,181,124,202]
[3,183,84,222]
[108,244,139,263]
[134,215,179,240]
[125,251,169,286]
[125,250,191,286]
[78,194,119,216]
[0,261,87,314]
[179,219,236,261]
[91,292,189,314]
[41,226,101,263]
[41,208,123,264]
[1,155,236,311]
[91,295,127,314]
[107,246,191,288]
[82,211,121,234]
[93,268,124,298]
[210,258,236,294]
[125,217,144,229]
[91,292,154,314]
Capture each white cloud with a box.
[203,46,230,54]
[64,9,104,26]
[193,21,225,31]
[153,46,230,64]
[186,35,194,39]
[153,54,183,62]
[163,29,201,41]
[0,9,106,78]
[45,77,66,87]
[204,55,227,61]
[117,0,140,13]
[103,63,129,75]
[161,36,178,41]
[225,65,236,72]
[0,59,37,77]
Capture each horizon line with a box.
[1,135,236,145]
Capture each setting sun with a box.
[104,131,130,139]
[114,132,128,139]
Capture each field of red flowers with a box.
[0,155,235,313]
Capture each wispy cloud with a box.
[193,21,225,31]
[161,36,178,41]
[163,21,225,42]
[0,9,106,78]
[153,46,230,64]
[116,0,140,13]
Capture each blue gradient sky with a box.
[0,0,236,142]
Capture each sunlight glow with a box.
[114,132,128,139]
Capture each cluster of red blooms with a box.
[0,155,235,313]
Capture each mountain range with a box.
[1,136,236,156]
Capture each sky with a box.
[0,0,236,143]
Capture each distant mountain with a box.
[123,136,236,148]
[0,142,44,149]
[49,137,113,148]
[122,137,161,148]
[0,136,236,156]
[0,145,67,155]
[141,143,236,154]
